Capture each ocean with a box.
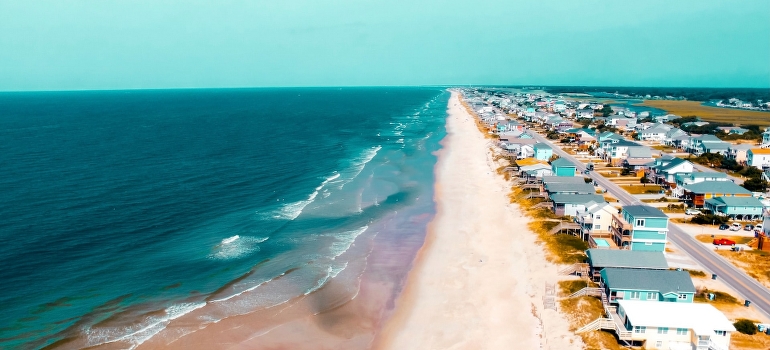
[0,87,449,349]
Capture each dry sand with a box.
[374,92,582,350]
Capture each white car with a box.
[729,223,742,231]
[685,208,701,215]
[755,224,764,232]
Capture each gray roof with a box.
[550,158,576,168]
[586,249,668,269]
[533,142,551,150]
[694,134,722,143]
[601,268,695,294]
[549,193,605,204]
[705,196,764,207]
[623,205,667,218]
[729,144,755,151]
[544,182,595,194]
[657,157,690,172]
[612,140,642,147]
[627,147,652,158]
[683,181,752,195]
[542,176,587,185]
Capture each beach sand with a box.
[374,92,582,350]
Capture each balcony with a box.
[610,214,632,243]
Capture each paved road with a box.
[527,130,770,319]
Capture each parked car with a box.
[713,238,736,246]
[685,208,701,215]
[755,224,763,232]
[730,223,742,231]
[745,224,755,231]
[719,224,730,230]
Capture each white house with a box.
[577,108,594,119]
[726,144,754,164]
[575,200,616,241]
[762,128,770,147]
[637,123,672,143]
[616,300,735,350]
[747,148,770,168]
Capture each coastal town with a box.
[460,88,770,350]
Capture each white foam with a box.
[327,226,368,259]
[304,262,348,295]
[273,172,340,220]
[339,146,381,189]
[209,268,293,302]
[208,236,268,260]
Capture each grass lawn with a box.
[651,145,676,152]
[641,197,680,203]
[695,234,753,245]
[637,100,770,126]
[731,332,770,350]
[620,184,663,194]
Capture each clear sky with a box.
[0,0,768,91]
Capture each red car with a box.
[713,238,736,246]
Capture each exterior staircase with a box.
[568,287,602,298]
[558,263,588,276]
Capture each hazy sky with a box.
[1,0,768,91]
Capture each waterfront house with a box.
[601,268,695,303]
[575,201,617,243]
[533,143,553,161]
[747,148,770,169]
[636,123,672,143]
[550,193,605,217]
[610,205,668,251]
[543,181,595,196]
[585,249,668,281]
[726,144,754,165]
[679,181,752,207]
[551,158,577,177]
[518,163,552,179]
[705,196,765,220]
[615,300,735,350]
[717,126,749,135]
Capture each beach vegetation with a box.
[694,287,739,304]
[682,269,707,278]
[734,319,758,335]
[558,280,597,296]
[559,296,624,350]
[638,100,770,126]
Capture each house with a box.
[689,135,730,156]
[577,108,594,119]
[716,126,749,135]
[610,205,669,251]
[623,147,654,170]
[705,196,765,220]
[550,194,606,216]
[636,123,672,143]
[551,158,577,177]
[663,128,687,146]
[605,140,645,166]
[762,128,770,147]
[647,157,694,185]
[615,300,735,350]
[726,144,754,164]
[518,163,553,179]
[679,181,753,207]
[533,143,553,161]
[575,201,617,243]
[601,268,695,303]
[585,249,668,281]
[747,148,770,168]
[543,181,595,195]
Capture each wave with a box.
[209,267,296,303]
[272,172,340,220]
[208,236,268,260]
[304,262,348,295]
[326,226,368,260]
[84,302,205,349]
[339,146,381,189]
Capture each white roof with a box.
[618,300,736,332]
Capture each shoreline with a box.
[374,91,582,349]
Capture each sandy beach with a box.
[374,92,582,350]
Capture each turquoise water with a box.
[0,88,449,348]
[595,239,611,248]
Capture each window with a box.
[676,328,688,335]
[656,341,663,348]
[659,231,666,235]
[594,224,601,230]
[634,326,646,334]
[646,292,656,300]
[678,294,688,300]
[658,327,669,334]
[629,291,640,300]
[595,215,601,220]
[645,242,653,245]
[715,330,726,336]
[635,219,645,227]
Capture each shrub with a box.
[690,213,730,225]
[734,319,758,335]
[656,196,668,202]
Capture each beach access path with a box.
[527,130,770,321]
[374,92,582,350]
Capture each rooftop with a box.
[550,158,576,168]
[705,196,764,207]
[601,268,695,294]
[623,205,667,218]
[544,182,595,194]
[542,176,587,185]
[618,300,735,332]
[586,249,668,269]
[750,148,770,155]
[683,181,752,195]
[549,193,605,204]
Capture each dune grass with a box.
[637,100,770,126]
[694,288,739,304]
[716,249,770,289]
[558,280,597,296]
[559,297,624,350]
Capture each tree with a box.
[734,319,758,335]
[739,166,763,179]
[742,178,768,192]
[640,177,652,184]
[601,105,614,117]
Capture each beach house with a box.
[704,196,765,220]
[747,148,770,169]
[610,205,669,251]
[636,123,672,143]
[601,268,695,303]
[671,173,729,197]
[679,181,752,208]
[550,158,576,177]
[646,157,694,185]
[615,300,735,350]
[726,144,754,165]
[575,201,618,245]
[533,143,553,161]
[550,193,606,217]
[585,249,668,281]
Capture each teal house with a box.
[601,268,695,303]
[611,205,669,252]
[550,158,576,177]
[533,143,553,161]
[704,196,765,220]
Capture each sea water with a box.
[0,88,448,348]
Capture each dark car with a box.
[713,238,736,246]
[719,224,729,230]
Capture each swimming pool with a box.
[595,238,611,248]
